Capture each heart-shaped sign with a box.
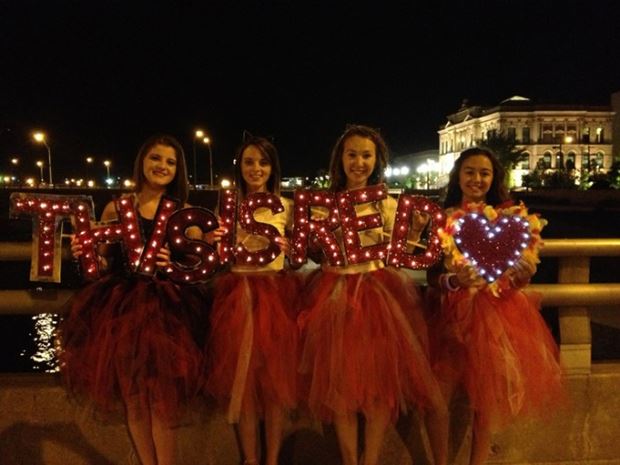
[453,212,532,282]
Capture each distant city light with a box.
[385,165,410,178]
[220,178,232,188]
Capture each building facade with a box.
[437,96,616,185]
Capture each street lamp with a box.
[85,156,94,182]
[33,132,52,185]
[204,136,214,186]
[554,135,573,169]
[10,157,19,185]
[36,160,44,184]
[103,160,111,185]
[417,163,430,190]
[192,129,205,186]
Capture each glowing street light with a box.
[203,136,214,186]
[220,178,231,189]
[36,160,44,184]
[417,163,429,189]
[9,157,19,184]
[192,129,205,186]
[103,159,111,183]
[85,156,94,182]
[554,135,574,169]
[33,132,53,185]
[417,159,438,189]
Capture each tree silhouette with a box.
[476,133,528,172]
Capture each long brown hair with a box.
[233,135,282,197]
[132,134,189,203]
[443,147,510,208]
[328,124,388,192]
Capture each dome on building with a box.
[500,95,531,104]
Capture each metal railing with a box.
[1,238,619,375]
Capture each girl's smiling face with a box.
[341,135,377,190]
[142,144,177,189]
[240,144,272,193]
[458,153,493,203]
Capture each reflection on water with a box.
[29,313,60,373]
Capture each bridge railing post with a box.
[557,256,592,374]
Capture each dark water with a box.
[0,313,61,372]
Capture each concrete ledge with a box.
[1,366,620,464]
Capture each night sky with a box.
[1,0,619,182]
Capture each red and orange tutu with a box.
[298,267,445,422]
[429,287,564,431]
[205,271,301,422]
[57,274,207,424]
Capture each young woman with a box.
[298,125,448,465]
[428,147,564,465]
[58,134,204,465]
[205,135,299,465]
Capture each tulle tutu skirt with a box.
[298,267,445,422]
[57,274,208,424]
[205,271,301,422]
[429,287,564,431]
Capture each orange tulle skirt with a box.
[429,287,565,431]
[298,267,445,422]
[205,271,301,422]
[57,274,208,424]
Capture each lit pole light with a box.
[220,178,231,189]
[103,160,112,186]
[33,132,53,185]
[417,163,430,190]
[192,129,205,186]
[85,156,94,182]
[10,157,19,184]
[36,160,44,184]
[203,136,214,186]
[554,135,573,169]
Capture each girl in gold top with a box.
[206,135,299,465]
[298,125,448,465]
